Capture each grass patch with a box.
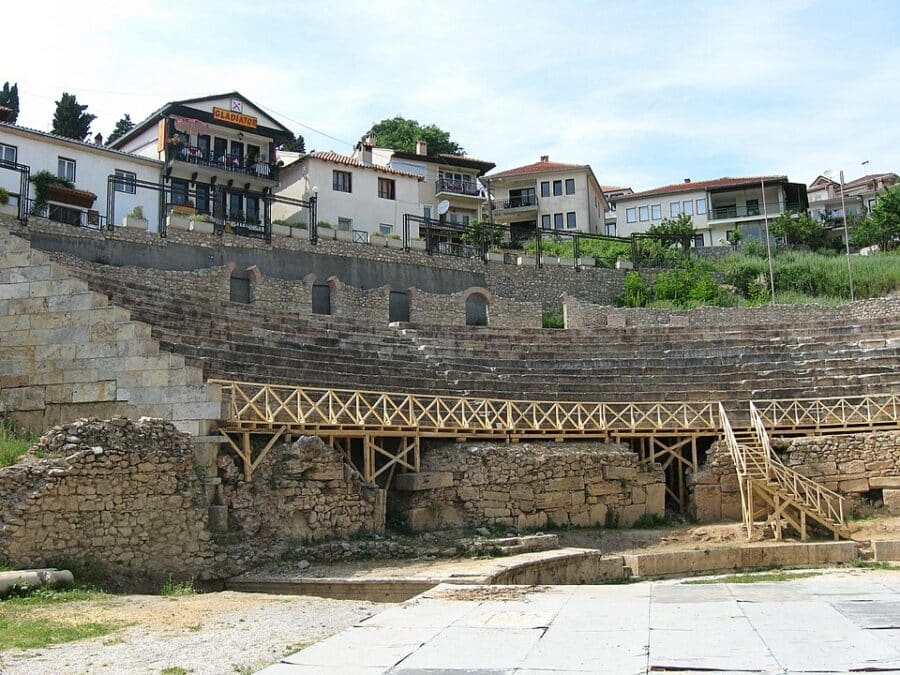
[0,586,119,651]
[160,576,196,597]
[161,668,192,675]
[0,417,36,468]
[631,514,672,529]
[684,570,822,585]
[847,560,899,570]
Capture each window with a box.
[693,233,705,248]
[650,204,661,220]
[566,212,577,229]
[638,205,649,222]
[114,169,136,194]
[540,181,550,197]
[565,178,575,195]
[554,213,564,229]
[423,206,431,220]
[867,198,877,211]
[0,143,16,163]
[670,201,681,217]
[605,223,617,236]
[542,214,551,229]
[379,223,393,235]
[58,157,76,182]
[746,199,759,216]
[338,217,352,231]
[626,207,637,223]
[195,184,210,213]
[696,198,707,215]
[683,200,694,216]
[552,180,562,196]
[246,196,260,222]
[378,177,395,200]
[332,170,352,193]
[228,192,243,218]
[171,179,189,206]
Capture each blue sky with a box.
[7,0,899,190]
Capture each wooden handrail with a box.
[753,394,900,430]
[211,380,719,434]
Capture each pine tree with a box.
[0,82,19,124]
[279,132,306,154]
[51,92,97,141]
[106,113,134,145]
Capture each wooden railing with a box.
[750,402,845,528]
[754,394,900,431]
[213,380,720,434]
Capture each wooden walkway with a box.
[213,380,900,530]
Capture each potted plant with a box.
[371,231,388,247]
[272,219,295,237]
[335,227,353,242]
[409,236,426,251]
[386,233,404,248]
[486,246,504,263]
[167,205,192,230]
[189,212,215,234]
[123,205,149,230]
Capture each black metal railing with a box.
[166,144,278,181]
[435,177,481,197]
[708,203,787,220]
[26,198,105,230]
[493,194,538,210]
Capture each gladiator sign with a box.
[212,106,257,129]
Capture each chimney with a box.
[415,139,428,156]
[94,133,103,146]
[540,155,549,162]
[684,178,691,184]
[360,135,374,165]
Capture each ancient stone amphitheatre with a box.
[1,213,899,673]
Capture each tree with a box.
[0,81,19,123]
[851,185,900,251]
[278,132,306,154]
[636,214,696,267]
[51,92,96,141]
[363,116,464,156]
[106,113,134,145]
[769,210,828,250]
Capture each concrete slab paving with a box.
[260,570,900,674]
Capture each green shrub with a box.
[28,170,74,210]
[0,417,35,468]
[160,575,195,596]
[125,205,144,219]
[542,311,564,329]
[0,187,9,205]
[619,271,650,307]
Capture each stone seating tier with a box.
[63,266,900,410]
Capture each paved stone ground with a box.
[261,569,900,674]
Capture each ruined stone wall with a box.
[0,421,385,585]
[690,431,900,522]
[0,226,221,435]
[409,287,543,329]
[563,293,900,330]
[391,441,665,531]
[217,436,384,544]
[0,418,216,585]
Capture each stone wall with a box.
[0,225,221,435]
[217,435,384,544]
[563,293,900,330]
[391,441,665,531]
[690,431,900,522]
[8,215,630,309]
[0,420,385,586]
[0,418,216,586]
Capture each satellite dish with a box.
[436,200,450,215]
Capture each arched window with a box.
[465,293,488,326]
[312,283,332,315]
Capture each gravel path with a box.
[0,591,388,675]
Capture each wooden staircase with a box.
[719,402,849,541]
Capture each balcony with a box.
[435,177,481,198]
[708,202,788,222]
[166,144,278,182]
[492,194,538,214]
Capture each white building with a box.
[808,172,898,223]
[483,156,608,235]
[614,176,809,246]
[0,122,162,228]
[273,151,422,240]
[601,185,633,236]
[110,92,293,236]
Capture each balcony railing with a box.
[708,203,788,220]
[435,177,481,197]
[26,198,105,230]
[493,194,538,210]
[166,144,278,181]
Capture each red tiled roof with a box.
[305,151,423,180]
[488,159,586,179]
[625,176,787,200]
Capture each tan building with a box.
[614,176,808,246]
[365,139,495,226]
[808,172,898,223]
[484,156,608,236]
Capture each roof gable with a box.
[623,176,787,200]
